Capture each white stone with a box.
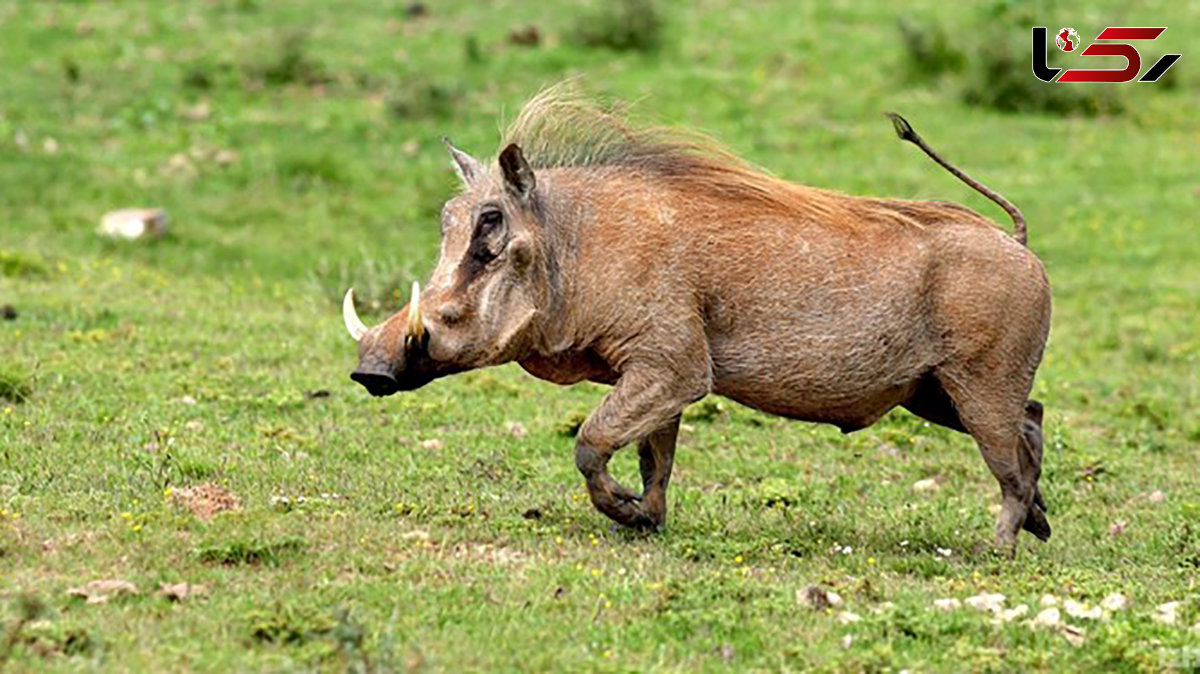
[1154,601,1180,625]
[1032,607,1061,629]
[996,604,1029,623]
[99,208,169,240]
[1100,592,1128,612]
[912,478,939,492]
[837,611,862,625]
[965,592,1005,613]
[1064,599,1103,620]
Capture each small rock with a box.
[43,137,59,154]
[912,478,939,492]
[181,101,211,121]
[67,579,138,604]
[99,208,169,240]
[1064,599,1103,620]
[876,442,902,458]
[935,547,952,558]
[797,584,841,610]
[508,25,541,47]
[1148,489,1165,504]
[158,582,208,602]
[1032,606,1061,628]
[1061,624,1086,647]
[163,153,195,178]
[419,438,443,450]
[965,592,1006,614]
[836,610,862,625]
[996,604,1029,623]
[213,149,239,166]
[1154,601,1180,625]
[933,598,961,611]
[1100,592,1128,612]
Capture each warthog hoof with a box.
[1022,503,1052,542]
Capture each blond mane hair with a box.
[498,83,997,232]
[499,83,846,219]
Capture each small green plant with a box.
[569,0,664,53]
[387,80,460,120]
[0,366,33,404]
[683,398,725,423]
[555,410,588,437]
[0,251,50,279]
[196,536,307,566]
[309,251,417,316]
[897,19,966,80]
[252,32,329,87]
[276,149,348,191]
[244,601,334,645]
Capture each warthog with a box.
[343,87,1052,550]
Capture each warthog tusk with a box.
[342,288,367,341]
[407,281,424,343]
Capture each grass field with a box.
[2,0,1199,670]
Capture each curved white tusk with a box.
[342,288,368,341]
[407,281,424,341]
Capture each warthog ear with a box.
[443,137,481,186]
[498,143,535,200]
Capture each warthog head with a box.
[342,140,548,396]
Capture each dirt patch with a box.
[171,483,241,521]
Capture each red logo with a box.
[1056,28,1080,52]
[1032,26,1181,83]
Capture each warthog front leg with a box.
[574,368,703,530]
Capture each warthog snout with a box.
[343,285,447,396]
[349,368,399,397]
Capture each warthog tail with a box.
[886,112,1028,246]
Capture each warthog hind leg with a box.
[1020,399,1050,538]
[637,417,680,529]
[938,371,1049,554]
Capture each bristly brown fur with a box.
[500,83,997,232]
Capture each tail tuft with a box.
[885,112,1028,246]
[885,112,917,143]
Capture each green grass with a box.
[1,0,1199,670]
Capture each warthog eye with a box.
[470,210,505,263]
[477,210,502,234]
